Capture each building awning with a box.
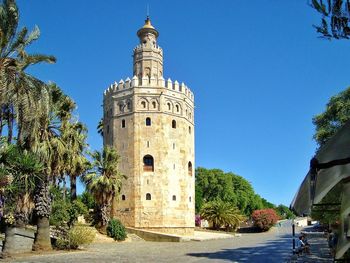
[291,120,350,214]
[290,120,350,259]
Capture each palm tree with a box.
[30,83,68,251]
[200,200,244,231]
[0,143,43,256]
[0,0,56,144]
[82,146,125,230]
[62,121,90,201]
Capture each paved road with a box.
[9,221,297,263]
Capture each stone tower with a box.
[103,17,195,235]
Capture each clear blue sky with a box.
[17,0,350,206]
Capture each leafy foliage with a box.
[200,200,244,231]
[275,204,295,219]
[251,208,279,231]
[310,0,350,39]
[79,191,96,210]
[56,225,95,249]
[312,87,350,146]
[0,143,43,226]
[195,167,271,216]
[82,147,125,227]
[50,186,88,227]
[106,218,127,241]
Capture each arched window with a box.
[172,120,176,129]
[175,105,179,113]
[188,161,193,176]
[107,125,110,134]
[122,195,126,201]
[146,193,152,200]
[121,119,126,128]
[189,196,192,202]
[127,101,131,110]
[141,101,146,109]
[152,101,157,109]
[189,126,191,134]
[167,102,171,111]
[143,155,154,172]
[146,117,151,126]
[172,195,176,201]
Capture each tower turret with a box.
[133,17,163,83]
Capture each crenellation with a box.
[166,78,172,89]
[173,80,179,91]
[158,76,165,87]
[125,77,131,89]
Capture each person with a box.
[296,236,305,255]
[301,234,310,254]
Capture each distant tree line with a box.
[195,167,295,220]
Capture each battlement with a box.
[103,76,194,101]
[133,44,163,53]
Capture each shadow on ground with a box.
[187,234,293,263]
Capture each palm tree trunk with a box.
[33,216,51,251]
[33,180,52,251]
[70,175,77,201]
[0,110,3,138]
[6,106,13,144]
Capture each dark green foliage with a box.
[313,87,350,147]
[261,198,276,209]
[50,186,88,227]
[195,167,273,216]
[106,218,127,241]
[79,191,96,210]
[275,204,295,219]
[311,0,350,39]
[200,200,244,231]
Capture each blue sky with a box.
[17,0,350,206]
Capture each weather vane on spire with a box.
[146,4,150,18]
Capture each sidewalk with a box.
[290,231,333,262]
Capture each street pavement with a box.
[8,220,302,263]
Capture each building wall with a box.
[103,78,195,235]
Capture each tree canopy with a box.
[196,167,269,216]
[311,0,350,39]
[313,87,350,146]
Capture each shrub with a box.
[200,200,244,231]
[107,219,127,241]
[56,225,95,249]
[251,208,279,231]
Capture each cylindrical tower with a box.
[103,17,195,236]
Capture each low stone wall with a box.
[126,227,187,242]
[2,227,35,254]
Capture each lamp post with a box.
[292,218,295,253]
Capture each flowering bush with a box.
[195,215,201,227]
[251,209,279,231]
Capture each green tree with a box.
[82,146,125,229]
[275,204,295,219]
[311,0,350,39]
[0,143,44,255]
[313,87,350,146]
[31,83,72,251]
[62,121,90,201]
[0,0,55,144]
[200,200,244,230]
[195,167,267,216]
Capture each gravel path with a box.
[7,221,300,263]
